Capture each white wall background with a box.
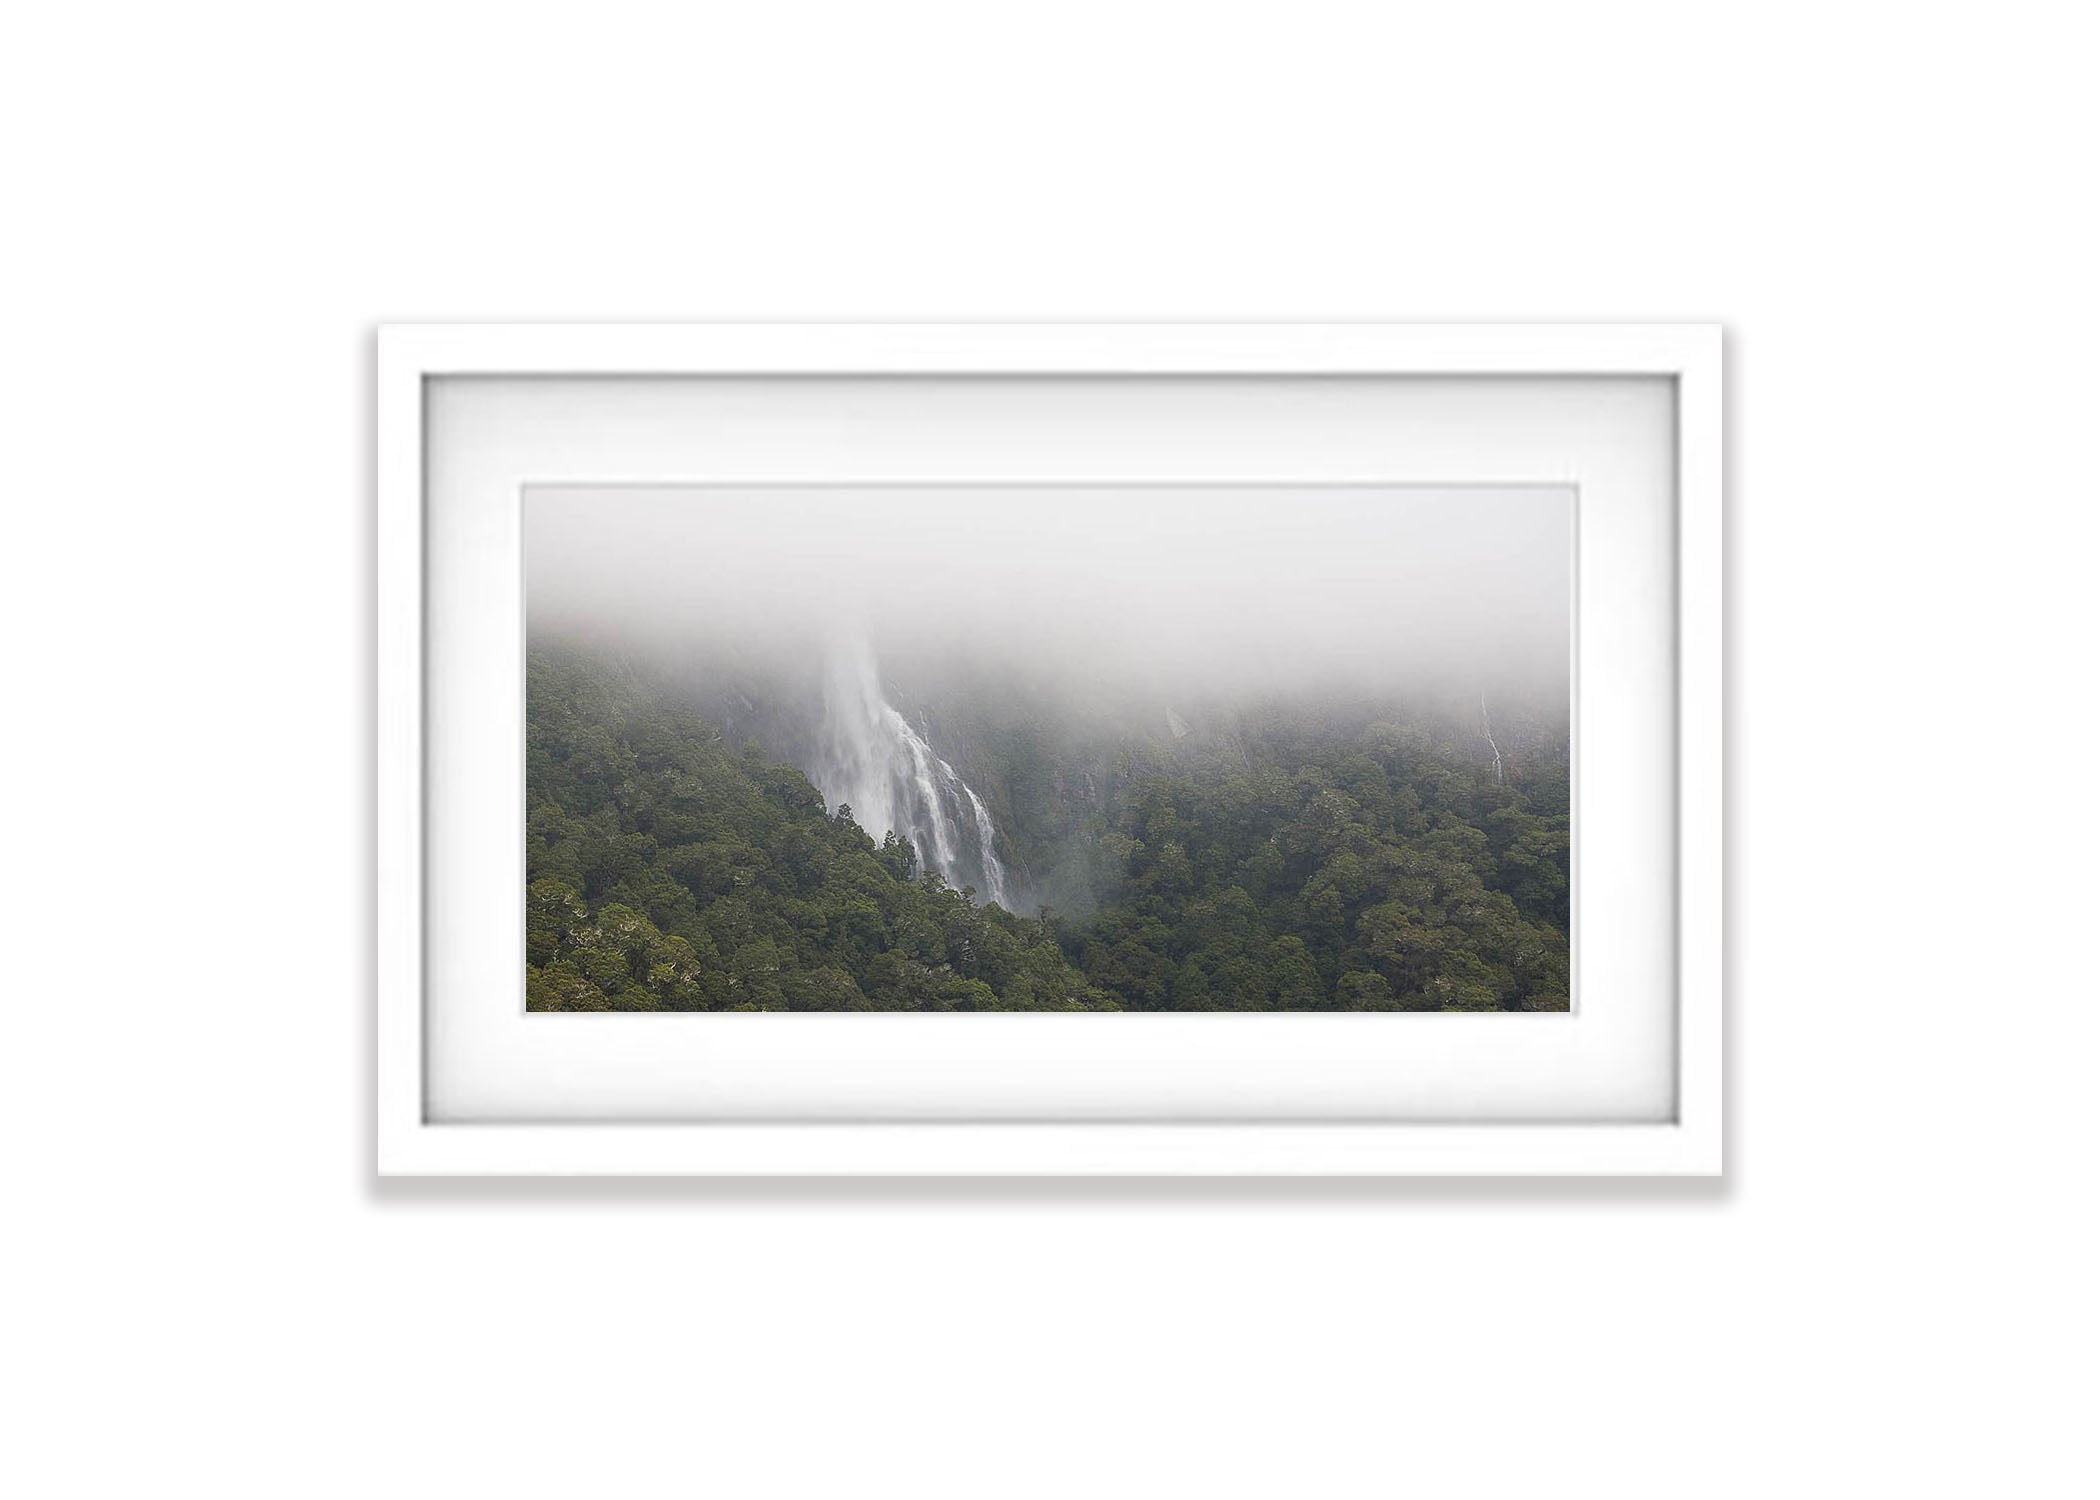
[4,4,2093,1496]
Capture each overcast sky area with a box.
[525,485,1572,700]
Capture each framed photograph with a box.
[377,324,1723,1175]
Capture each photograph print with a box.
[524,485,1572,1013]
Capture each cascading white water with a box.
[813,638,1014,906]
[959,785,1011,909]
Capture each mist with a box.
[525,484,1572,702]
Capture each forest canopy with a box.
[525,644,1570,1013]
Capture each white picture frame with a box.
[378,323,1723,1176]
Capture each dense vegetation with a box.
[526,646,1570,1011]
[526,650,1105,1012]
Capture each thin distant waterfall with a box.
[960,785,1011,908]
[813,638,1013,907]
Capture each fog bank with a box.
[525,484,1571,699]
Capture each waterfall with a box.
[813,638,1014,907]
[960,785,1011,909]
